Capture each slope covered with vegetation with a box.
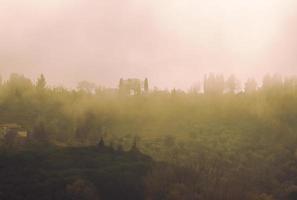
[0,146,152,200]
[1,73,297,199]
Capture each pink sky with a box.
[0,0,297,89]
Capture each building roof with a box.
[0,123,22,129]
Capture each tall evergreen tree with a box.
[226,74,240,94]
[144,78,149,93]
[244,78,257,93]
[36,74,46,89]
[119,78,125,95]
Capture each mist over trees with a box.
[1,73,297,199]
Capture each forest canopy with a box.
[1,73,297,200]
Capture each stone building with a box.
[119,78,149,96]
[0,123,28,146]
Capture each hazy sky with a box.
[1,0,297,89]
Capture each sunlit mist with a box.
[1,0,297,89]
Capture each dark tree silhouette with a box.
[244,78,257,93]
[144,78,149,93]
[36,74,46,89]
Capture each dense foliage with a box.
[0,146,152,200]
[1,73,297,199]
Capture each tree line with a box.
[1,73,297,199]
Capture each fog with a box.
[0,0,297,89]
